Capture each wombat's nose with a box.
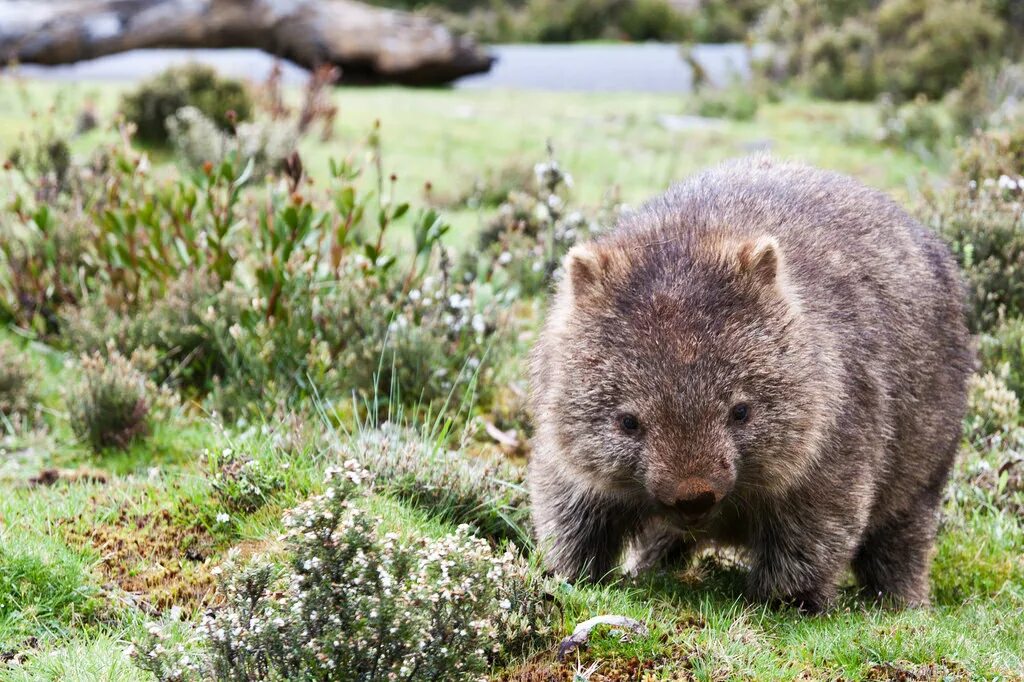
[672,479,718,517]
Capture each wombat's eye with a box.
[731,403,750,424]
[618,413,641,434]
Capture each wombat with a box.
[528,157,973,611]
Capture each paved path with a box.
[12,43,759,92]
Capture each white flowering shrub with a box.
[166,106,298,177]
[315,256,510,421]
[460,151,605,298]
[131,462,555,681]
[205,446,286,514]
[966,371,1021,442]
[342,425,531,544]
[923,125,1024,332]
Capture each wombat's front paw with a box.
[623,519,694,576]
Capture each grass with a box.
[0,77,1021,680]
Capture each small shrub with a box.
[460,152,605,298]
[341,425,530,544]
[979,318,1024,397]
[120,64,253,146]
[924,126,1024,332]
[689,84,760,121]
[132,462,555,681]
[0,340,38,424]
[205,445,285,514]
[966,371,1021,441]
[947,62,1024,134]
[68,350,152,452]
[166,106,298,176]
[874,94,947,153]
[804,18,880,101]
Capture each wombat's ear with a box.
[564,243,608,302]
[736,236,782,287]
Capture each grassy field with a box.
[1,76,1022,681]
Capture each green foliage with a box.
[68,350,152,452]
[166,106,298,176]
[980,318,1024,398]
[689,84,760,121]
[874,94,947,154]
[765,0,1012,100]
[205,445,286,515]
[342,425,531,544]
[924,126,1024,332]
[120,64,253,146]
[0,533,97,637]
[460,153,605,299]
[0,339,38,425]
[131,463,555,680]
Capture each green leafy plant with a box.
[120,64,253,146]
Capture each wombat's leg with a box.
[853,506,939,607]
[746,509,859,613]
[532,480,638,582]
[623,518,696,576]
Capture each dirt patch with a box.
[61,501,218,614]
[27,467,108,487]
[865,660,970,681]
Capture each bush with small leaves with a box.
[131,462,556,681]
[340,425,531,544]
[460,152,607,299]
[166,106,298,176]
[966,371,1021,442]
[120,64,253,146]
[979,317,1024,398]
[874,94,947,154]
[205,446,285,514]
[923,126,1024,332]
[68,350,152,452]
[947,62,1024,134]
[762,0,1011,100]
[0,340,38,425]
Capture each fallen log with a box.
[0,0,494,85]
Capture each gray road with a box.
[12,43,759,92]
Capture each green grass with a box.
[0,79,1020,680]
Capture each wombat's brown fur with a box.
[528,157,973,611]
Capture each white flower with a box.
[216,512,230,524]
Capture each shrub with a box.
[205,445,286,514]
[979,318,1024,397]
[689,84,760,121]
[166,106,298,176]
[924,126,1024,332]
[131,462,555,681]
[460,153,605,298]
[340,425,530,544]
[120,64,253,146]
[0,203,89,332]
[946,62,1024,134]
[966,371,1021,441]
[874,94,947,154]
[763,0,1011,100]
[68,350,152,452]
[0,340,38,424]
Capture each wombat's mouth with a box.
[655,499,722,530]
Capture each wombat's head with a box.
[533,229,835,527]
